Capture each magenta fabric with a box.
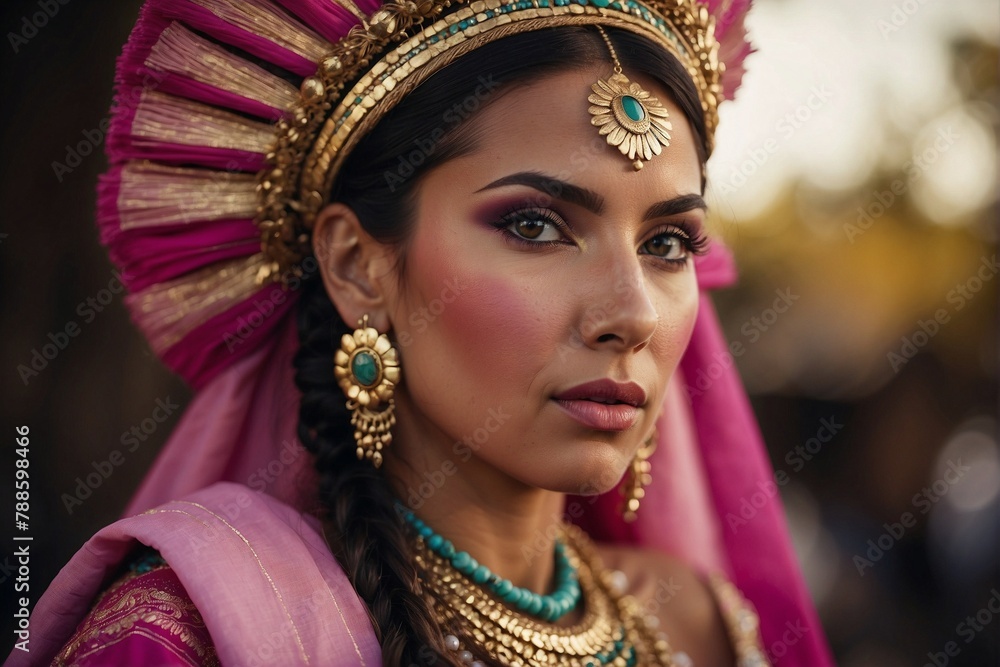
[108,141,268,172]
[706,0,754,99]
[682,292,831,664]
[151,0,323,77]
[52,563,217,665]
[7,483,381,666]
[154,72,290,121]
[110,221,260,292]
[153,282,301,390]
[272,0,381,42]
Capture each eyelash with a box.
[491,206,710,267]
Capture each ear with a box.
[311,202,394,332]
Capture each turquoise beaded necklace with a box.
[396,503,582,623]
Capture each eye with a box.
[496,208,569,244]
[642,234,685,260]
[512,217,548,240]
[642,223,709,266]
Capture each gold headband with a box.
[256,0,722,283]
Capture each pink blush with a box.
[439,273,543,386]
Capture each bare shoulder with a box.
[595,543,736,667]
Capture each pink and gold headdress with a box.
[96,0,833,664]
[99,0,753,386]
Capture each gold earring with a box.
[621,428,657,522]
[333,314,401,468]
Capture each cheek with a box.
[437,272,545,396]
[651,281,699,364]
[401,230,556,407]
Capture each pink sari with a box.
[10,483,381,666]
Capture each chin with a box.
[529,447,631,497]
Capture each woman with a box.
[8,0,834,665]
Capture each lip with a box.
[552,379,646,432]
[553,379,647,407]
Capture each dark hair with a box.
[293,26,708,667]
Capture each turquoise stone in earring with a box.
[396,504,582,622]
[351,350,378,386]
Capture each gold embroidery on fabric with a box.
[146,23,299,114]
[133,254,270,353]
[709,574,772,666]
[118,162,258,229]
[160,502,313,664]
[187,0,331,62]
[133,90,275,154]
[53,563,219,667]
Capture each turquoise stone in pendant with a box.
[621,95,645,122]
[351,351,378,386]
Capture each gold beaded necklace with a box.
[411,522,679,667]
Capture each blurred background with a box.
[1,0,997,664]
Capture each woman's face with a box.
[381,66,704,497]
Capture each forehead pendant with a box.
[589,27,673,171]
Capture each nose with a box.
[578,256,658,353]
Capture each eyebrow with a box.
[474,171,707,219]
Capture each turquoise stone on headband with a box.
[621,95,645,122]
[351,351,378,386]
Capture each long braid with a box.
[293,277,459,666]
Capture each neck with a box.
[385,442,566,595]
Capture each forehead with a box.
[433,66,703,202]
